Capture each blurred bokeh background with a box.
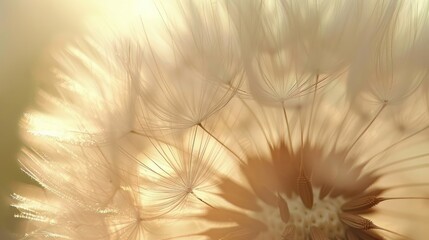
[0,1,106,238]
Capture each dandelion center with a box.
[255,191,345,239]
[212,142,391,239]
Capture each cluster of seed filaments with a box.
[255,190,345,240]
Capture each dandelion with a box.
[12,0,429,239]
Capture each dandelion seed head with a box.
[12,0,429,239]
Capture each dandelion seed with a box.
[133,0,242,135]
